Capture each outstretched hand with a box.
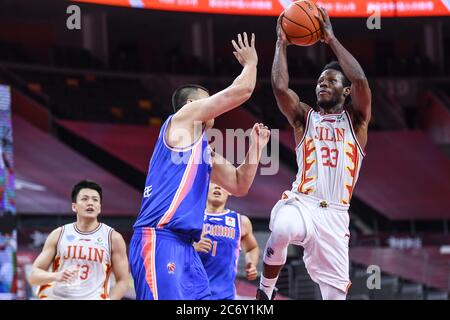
[315,6,336,44]
[250,123,271,152]
[231,32,258,67]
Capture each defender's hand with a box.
[231,32,258,67]
[250,123,271,151]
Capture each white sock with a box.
[259,274,278,298]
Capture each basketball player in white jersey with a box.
[257,7,371,300]
[28,180,129,300]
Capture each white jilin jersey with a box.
[38,223,114,300]
[291,109,365,205]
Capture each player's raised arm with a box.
[172,32,257,125]
[211,123,270,197]
[316,7,371,146]
[272,15,310,129]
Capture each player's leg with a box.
[318,281,347,300]
[129,230,156,300]
[258,204,307,299]
[130,228,188,300]
[189,249,211,300]
[302,208,351,299]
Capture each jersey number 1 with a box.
[211,241,218,257]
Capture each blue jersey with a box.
[133,115,212,241]
[199,209,241,300]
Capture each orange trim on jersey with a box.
[343,142,359,204]
[37,255,61,299]
[297,138,316,195]
[345,281,352,294]
[37,283,53,299]
[52,256,61,272]
[157,138,202,228]
[100,263,113,299]
[345,110,366,157]
[141,228,158,300]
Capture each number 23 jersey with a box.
[292,109,365,205]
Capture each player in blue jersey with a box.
[129,32,270,300]
[194,182,259,300]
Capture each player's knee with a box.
[272,217,299,241]
[270,225,292,246]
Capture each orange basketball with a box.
[280,0,323,46]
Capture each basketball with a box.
[280,0,323,46]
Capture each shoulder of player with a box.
[45,227,64,247]
[345,106,366,132]
[292,103,312,128]
[110,230,126,248]
[239,215,253,236]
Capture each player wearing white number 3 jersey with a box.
[257,7,371,300]
[28,180,130,300]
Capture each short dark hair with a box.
[71,180,102,203]
[171,84,209,113]
[322,61,351,87]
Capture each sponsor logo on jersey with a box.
[79,238,91,242]
[167,262,176,274]
[66,234,76,242]
[225,216,235,227]
[209,217,223,222]
[95,237,105,247]
[143,185,152,198]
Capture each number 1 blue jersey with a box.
[133,115,212,241]
[198,210,241,300]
